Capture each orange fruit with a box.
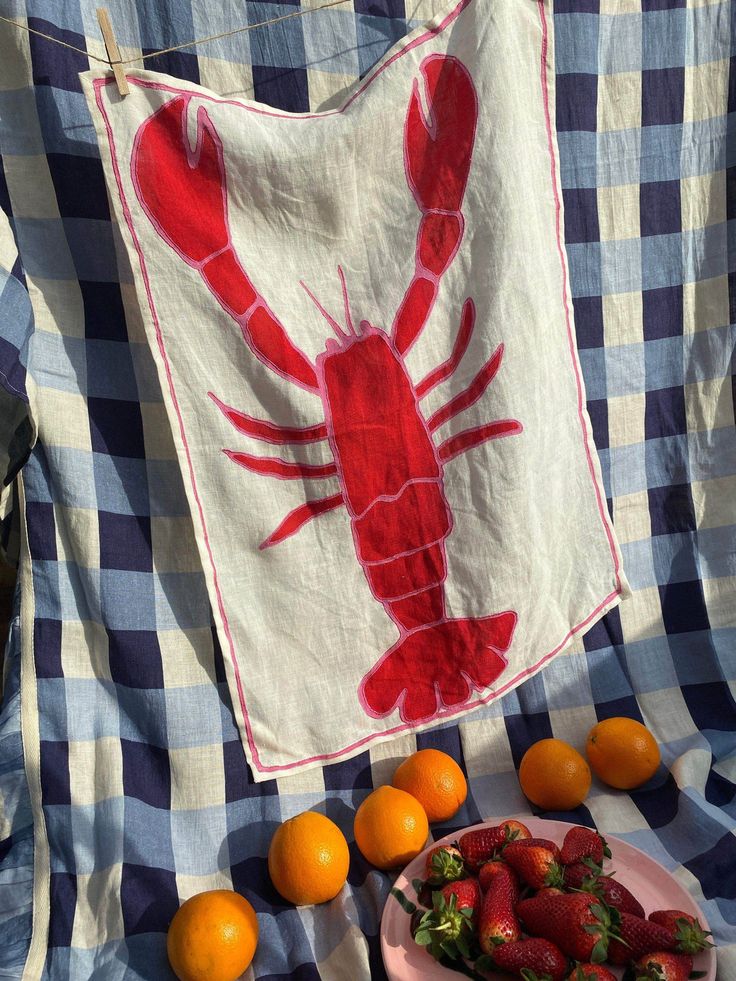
[268,810,349,906]
[354,785,429,870]
[167,889,258,981]
[518,738,592,810]
[391,748,467,822]
[586,717,661,790]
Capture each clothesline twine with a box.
[0,0,354,68]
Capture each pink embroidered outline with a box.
[93,0,623,775]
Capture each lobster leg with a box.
[209,392,328,445]
[438,420,524,464]
[392,55,478,356]
[260,493,345,550]
[415,298,475,399]
[224,451,337,480]
[132,97,319,393]
[428,344,505,433]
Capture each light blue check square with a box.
[303,9,360,77]
[553,13,599,75]
[134,1,196,49]
[26,0,84,32]
[63,220,121,284]
[683,324,732,384]
[31,332,87,396]
[124,798,176,870]
[670,629,732,685]
[565,242,602,298]
[578,348,607,400]
[623,635,680,693]
[642,9,686,70]
[683,223,729,284]
[12,220,76,281]
[93,455,151,516]
[62,679,120,742]
[0,91,45,156]
[698,526,736,581]
[605,342,645,397]
[597,128,641,188]
[163,685,224,749]
[645,435,690,488]
[0,274,35,356]
[170,806,228,876]
[99,570,157,631]
[117,688,168,747]
[588,646,635,704]
[608,442,647,495]
[85,341,140,402]
[57,562,102,624]
[598,13,642,75]
[655,792,728,863]
[645,336,685,391]
[640,125,683,184]
[45,804,76,872]
[621,537,658,589]
[154,572,211,631]
[681,118,728,179]
[686,4,731,67]
[247,3,307,70]
[601,237,643,295]
[34,88,100,159]
[36,678,68,741]
[641,233,683,291]
[651,531,700,585]
[540,653,595,711]
[69,798,125,874]
[557,131,597,190]
[355,15,408,79]
[146,460,191,516]
[124,935,174,981]
[31,560,61,621]
[128,344,164,404]
[48,447,98,510]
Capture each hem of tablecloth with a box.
[17,474,51,981]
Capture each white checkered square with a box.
[68,737,124,806]
[170,743,227,811]
[60,619,112,681]
[71,865,125,950]
[597,72,642,133]
[602,289,643,346]
[683,275,730,333]
[159,627,220,689]
[681,171,727,231]
[613,490,652,544]
[608,392,646,448]
[619,585,667,642]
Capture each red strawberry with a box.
[413,886,476,961]
[459,820,531,870]
[478,863,521,953]
[490,937,568,981]
[536,886,565,898]
[425,844,465,885]
[648,909,713,955]
[512,836,562,861]
[479,859,520,901]
[631,950,694,981]
[607,912,675,965]
[440,877,480,922]
[563,862,645,918]
[560,826,611,867]
[516,892,619,963]
[504,840,564,890]
[566,965,617,981]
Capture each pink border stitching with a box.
[93,0,623,775]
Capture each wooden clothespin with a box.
[97,8,129,97]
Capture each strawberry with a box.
[536,886,565,898]
[459,820,531,870]
[425,844,465,885]
[564,862,645,918]
[504,840,564,890]
[560,826,611,867]
[513,837,563,861]
[566,965,617,981]
[489,937,569,981]
[479,859,520,901]
[478,863,521,952]
[631,950,694,981]
[413,885,477,961]
[648,909,713,955]
[440,877,481,923]
[516,892,619,963]
[607,912,675,965]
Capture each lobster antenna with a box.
[299,278,349,341]
[337,265,358,337]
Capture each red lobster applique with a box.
[132,54,523,724]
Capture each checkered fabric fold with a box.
[0,0,734,979]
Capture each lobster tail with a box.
[359,612,518,723]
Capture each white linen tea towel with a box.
[83,0,628,779]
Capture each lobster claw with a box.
[132,96,229,265]
[404,54,478,214]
